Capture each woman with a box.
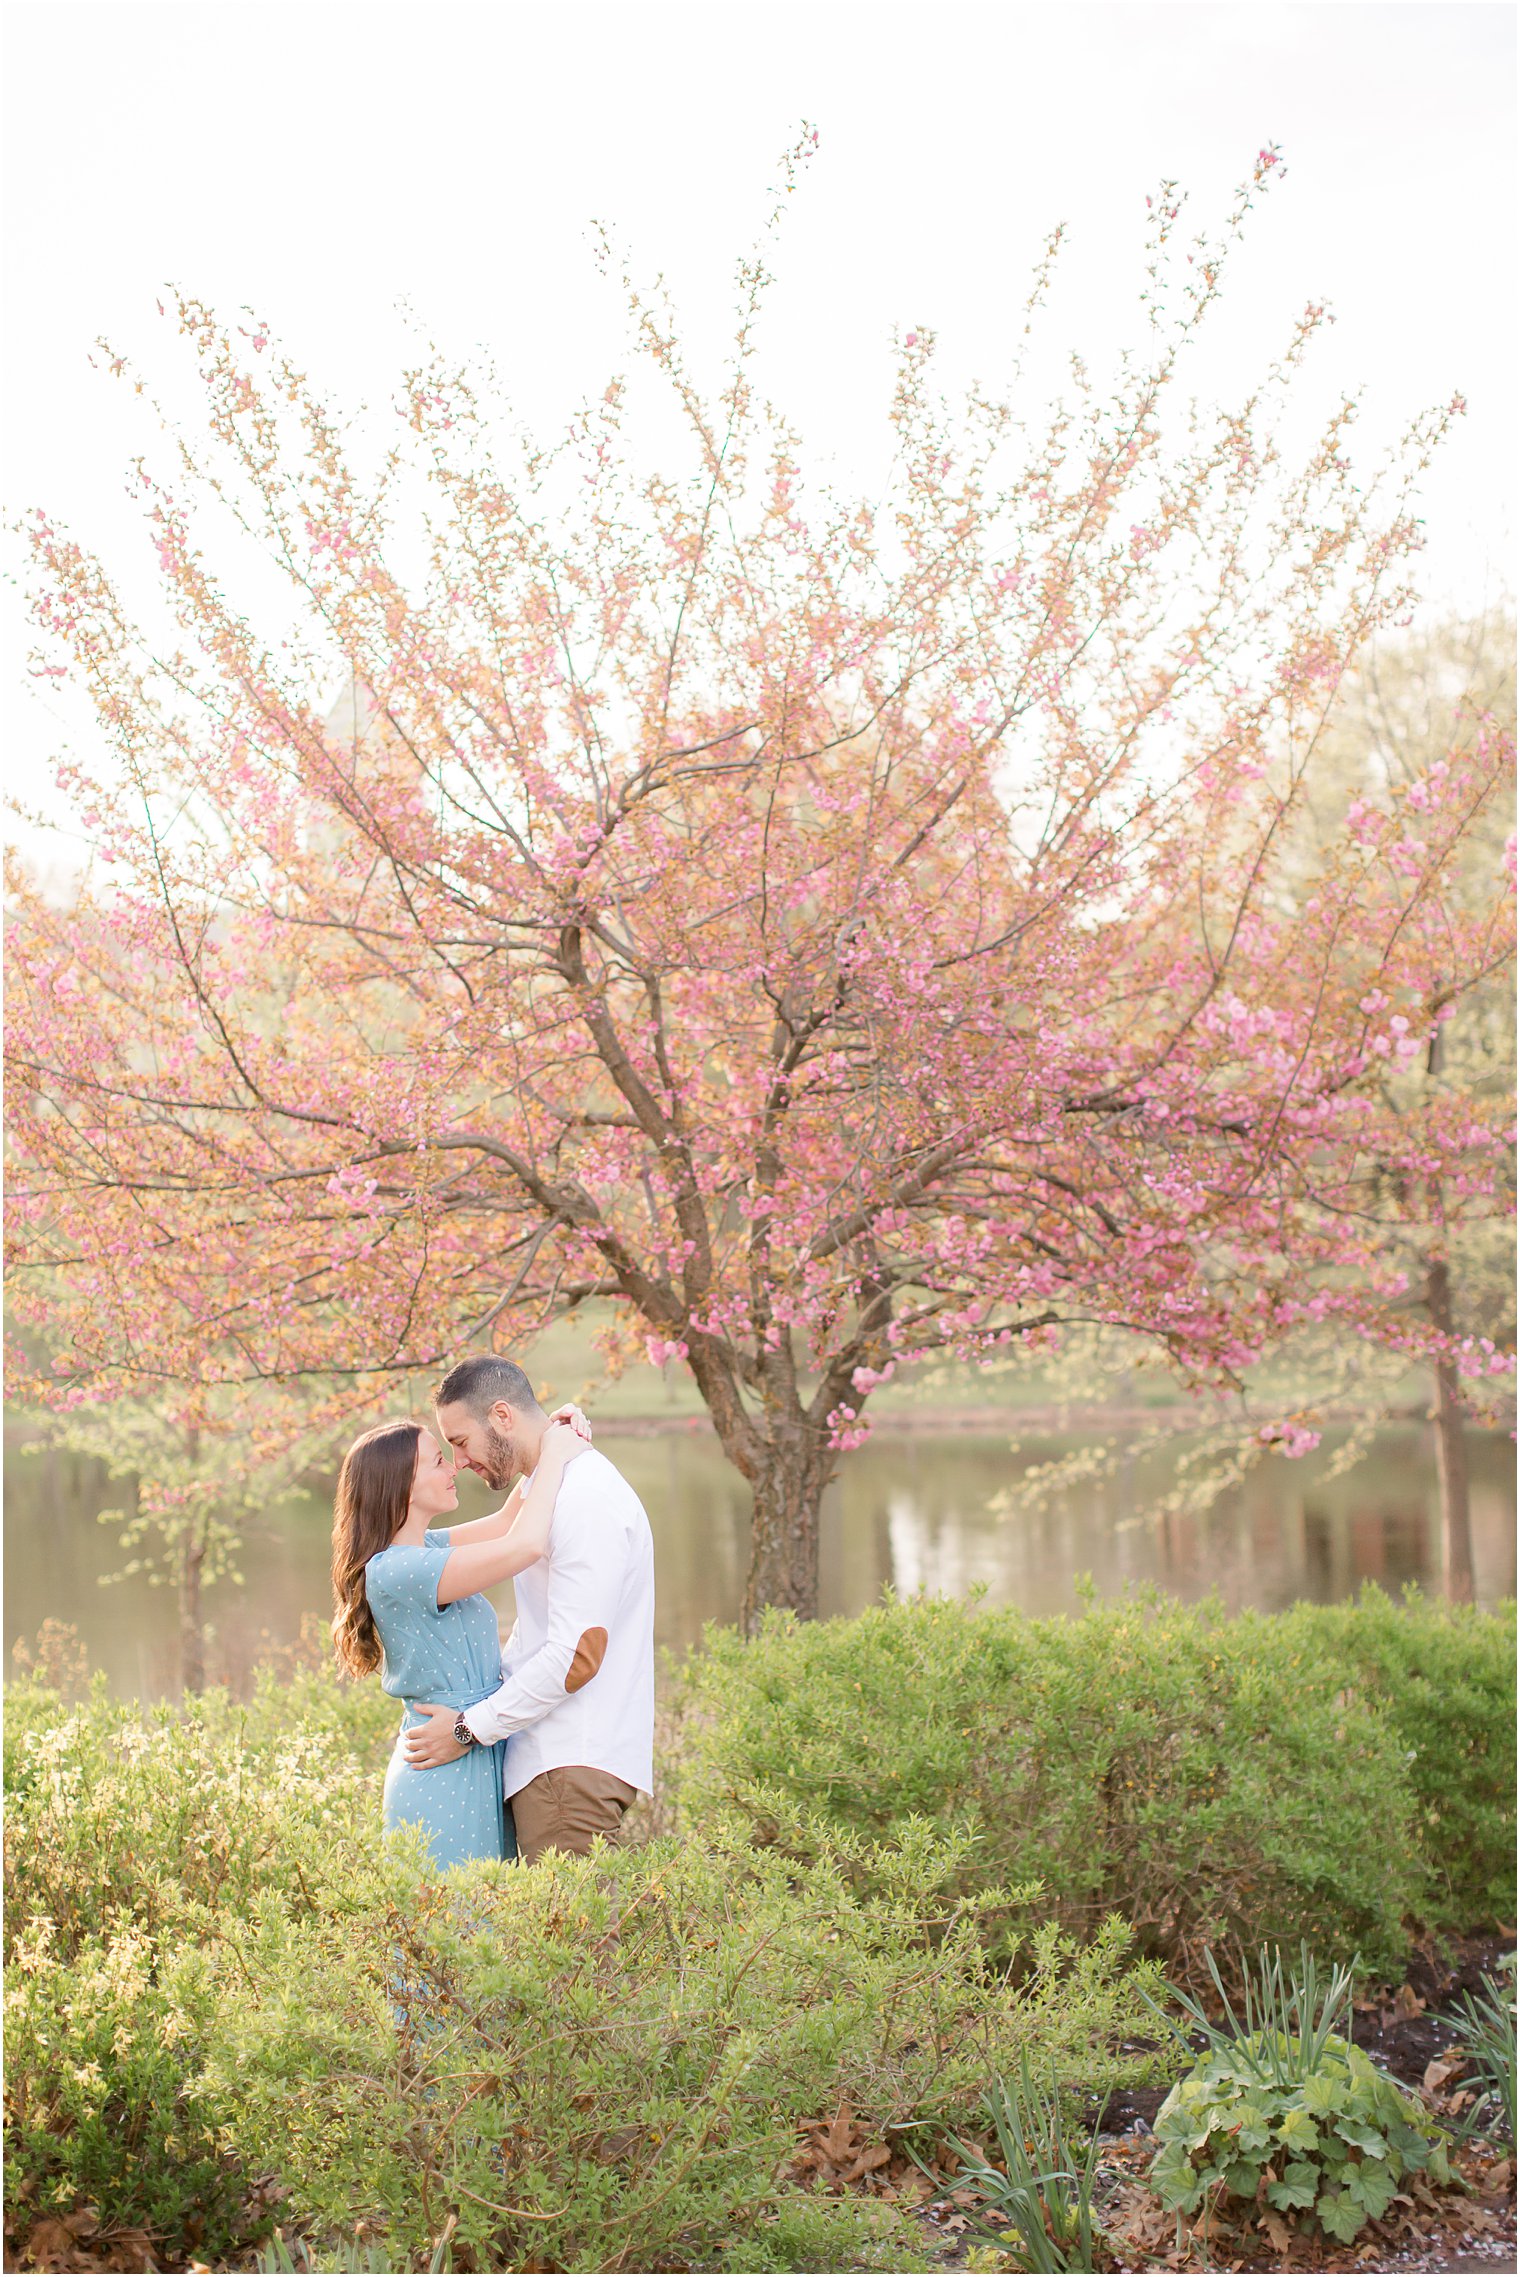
[330,1408,588,1868]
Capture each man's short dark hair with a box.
[434,1354,541,1419]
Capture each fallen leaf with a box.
[818,2099,855,2169]
[22,2222,73,2271]
[105,2238,157,2275]
[1394,1981,1426,2017]
[1425,2049,1465,2093]
[841,2143,892,2183]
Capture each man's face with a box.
[435,1398,522,1491]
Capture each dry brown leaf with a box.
[597,2124,644,2163]
[21,2222,74,2271]
[97,2239,156,2276]
[1261,2209,1292,2255]
[841,2144,892,2183]
[818,2099,855,2168]
[1394,1981,1426,2018]
[1424,2049,1465,2093]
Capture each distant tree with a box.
[1285,613,1516,1595]
[988,616,1515,1591]
[7,143,1513,1625]
[16,1376,327,1691]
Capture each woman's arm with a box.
[437,1476,526,1548]
[435,1424,586,1606]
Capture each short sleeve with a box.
[365,1542,452,1619]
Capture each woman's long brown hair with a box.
[330,1421,422,1677]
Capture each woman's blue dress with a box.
[365,1528,516,1869]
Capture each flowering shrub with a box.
[3,1669,394,2262]
[4,1921,249,2262]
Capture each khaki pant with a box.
[509,1765,637,1864]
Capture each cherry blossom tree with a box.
[8,142,1514,1625]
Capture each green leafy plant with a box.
[1145,1946,1452,2246]
[1452,1955,1517,2142]
[925,2049,1105,2273]
[2,1921,253,2263]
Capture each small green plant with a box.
[1145,1945,1452,2246]
[1452,1955,1517,2142]
[1140,1940,1357,2086]
[924,2050,1105,2274]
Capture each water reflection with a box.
[3,1423,1513,1699]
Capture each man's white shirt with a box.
[461,1447,655,1800]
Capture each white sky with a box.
[3,0,1515,868]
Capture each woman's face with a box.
[408,1428,460,1523]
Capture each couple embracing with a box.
[329,1354,654,1870]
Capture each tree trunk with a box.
[741,1438,828,1634]
[1425,1253,1475,1603]
[180,1517,207,1695]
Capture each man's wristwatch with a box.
[452,1712,477,1748]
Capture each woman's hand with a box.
[539,1417,588,1469]
[549,1401,592,1442]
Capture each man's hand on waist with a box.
[403,1703,470,1767]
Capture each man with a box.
[403,1353,655,1864]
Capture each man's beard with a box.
[479,1421,519,1491]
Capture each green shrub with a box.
[1282,1587,1517,1928]
[3,1667,396,2264]
[666,1593,1430,1980]
[3,1667,395,1961]
[1149,2034,1451,2245]
[3,1920,251,2261]
[197,1829,1157,2274]
[3,1662,1164,2272]
[9,1587,1508,2269]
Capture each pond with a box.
[5,1417,1513,1699]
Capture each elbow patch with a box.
[565,1627,608,1694]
